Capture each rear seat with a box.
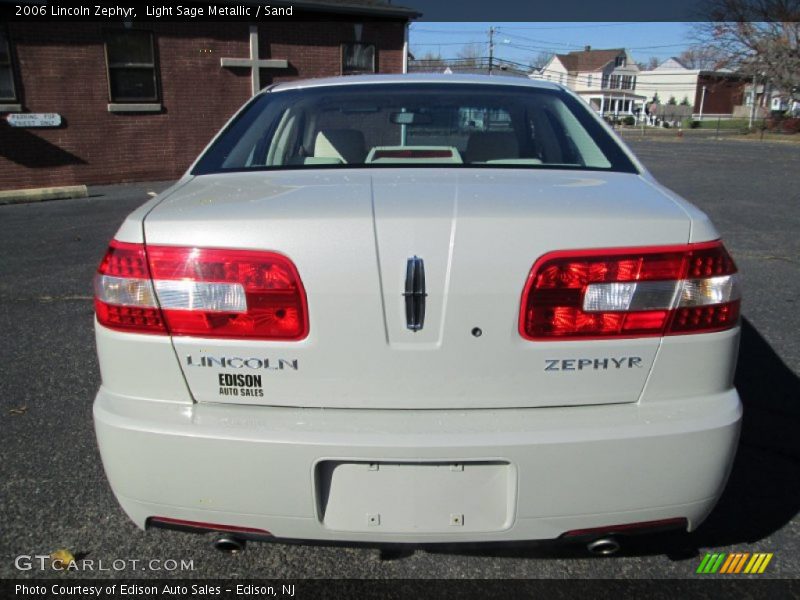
[312,129,367,164]
[464,131,520,163]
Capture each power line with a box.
[499,41,685,58]
[409,27,490,35]
[408,58,740,89]
[497,29,690,51]
[495,29,584,48]
[410,41,488,47]
[498,23,648,30]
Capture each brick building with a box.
[0,1,417,191]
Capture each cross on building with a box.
[220,25,289,95]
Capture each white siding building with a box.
[637,58,700,108]
[530,47,646,116]
[638,58,748,117]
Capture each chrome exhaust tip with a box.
[587,537,620,556]
[213,535,246,554]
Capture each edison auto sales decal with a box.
[218,374,264,397]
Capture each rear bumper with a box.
[94,388,741,543]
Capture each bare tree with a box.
[414,51,447,71]
[457,43,485,68]
[529,51,553,72]
[637,57,662,71]
[639,56,662,70]
[693,0,800,99]
[676,46,728,70]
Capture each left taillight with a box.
[94,241,166,334]
[94,241,308,340]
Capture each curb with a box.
[0,185,89,205]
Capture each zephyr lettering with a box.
[545,357,644,372]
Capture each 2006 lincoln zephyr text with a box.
[93,74,742,552]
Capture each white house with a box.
[638,58,747,117]
[530,46,645,116]
[770,94,800,115]
[637,58,702,113]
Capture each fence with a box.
[615,115,800,140]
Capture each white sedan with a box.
[93,74,741,553]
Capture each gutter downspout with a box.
[402,23,409,74]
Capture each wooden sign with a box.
[5,113,62,128]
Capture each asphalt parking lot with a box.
[1,137,798,580]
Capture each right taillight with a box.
[94,241,308,340]
[519,241,740,340]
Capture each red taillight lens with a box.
[94,242,308,340]
[147,246,308,340]
[94,241,165,333]
[520,241,740,340]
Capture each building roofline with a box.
[554,48,631,73]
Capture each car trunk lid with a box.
[143,168,691,409]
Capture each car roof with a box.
[267,73,563,93]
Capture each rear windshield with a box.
[192,83,638,174]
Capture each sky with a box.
[408,22,696,68]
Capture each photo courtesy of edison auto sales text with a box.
[14,584,296,597]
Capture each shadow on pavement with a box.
[426,317,800,562]
[687,317,800,548]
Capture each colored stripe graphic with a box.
[746,554,763,573]
[744,553,774,574]
[699,552,773,574]
[696,553,712,574]
[719,553,738,573]
[698,553,727,573]
[734,553,750,573]
[758,554,773,573]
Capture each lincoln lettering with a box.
[186,356,298,370]
[545,357,643,371]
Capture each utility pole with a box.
[698,85,707,121]
[488,26,494,76]
[748,72,758,129]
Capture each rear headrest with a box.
[313,129,366,164]
[464,131,519,163]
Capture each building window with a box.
[341,43,375,74]
[0,26,18,101]
[586,74,593,88]
[105,30,159,102]
[615,55,626,67]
